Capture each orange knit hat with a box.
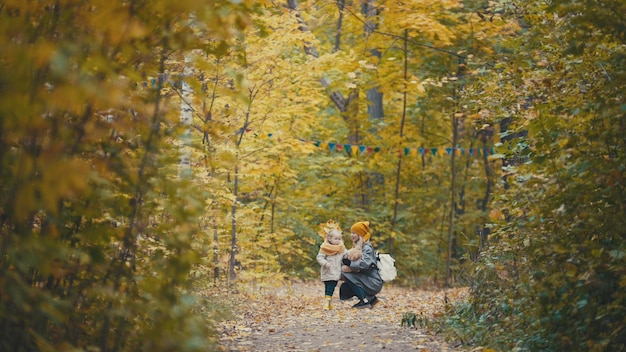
[350,221,371,242]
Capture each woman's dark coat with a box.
[340,241,383,299]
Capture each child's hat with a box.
[318,219,342,237]
[350,221,371,242]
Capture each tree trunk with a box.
[390,29,409,253]
[334,0,345,53]
[229,162,239,281]
[228,86,255,281]
[362,0,384,121]
[179,55,193,179]
[446,112,457,288]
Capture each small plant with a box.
[401,312,416,327]
[401,312,429,328]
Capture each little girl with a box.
[316,220,347,310]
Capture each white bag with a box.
[376,252,397,282]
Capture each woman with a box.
[340,221,383,309]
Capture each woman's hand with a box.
[341,265,352,272]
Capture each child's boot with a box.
[323,295,332,310]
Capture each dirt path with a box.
[217,281,469,351]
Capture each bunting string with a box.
[247,133,496,158]
[303,138,496,158]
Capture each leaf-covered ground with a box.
[217,281,470,351]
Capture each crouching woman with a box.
[340,221,383,309]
